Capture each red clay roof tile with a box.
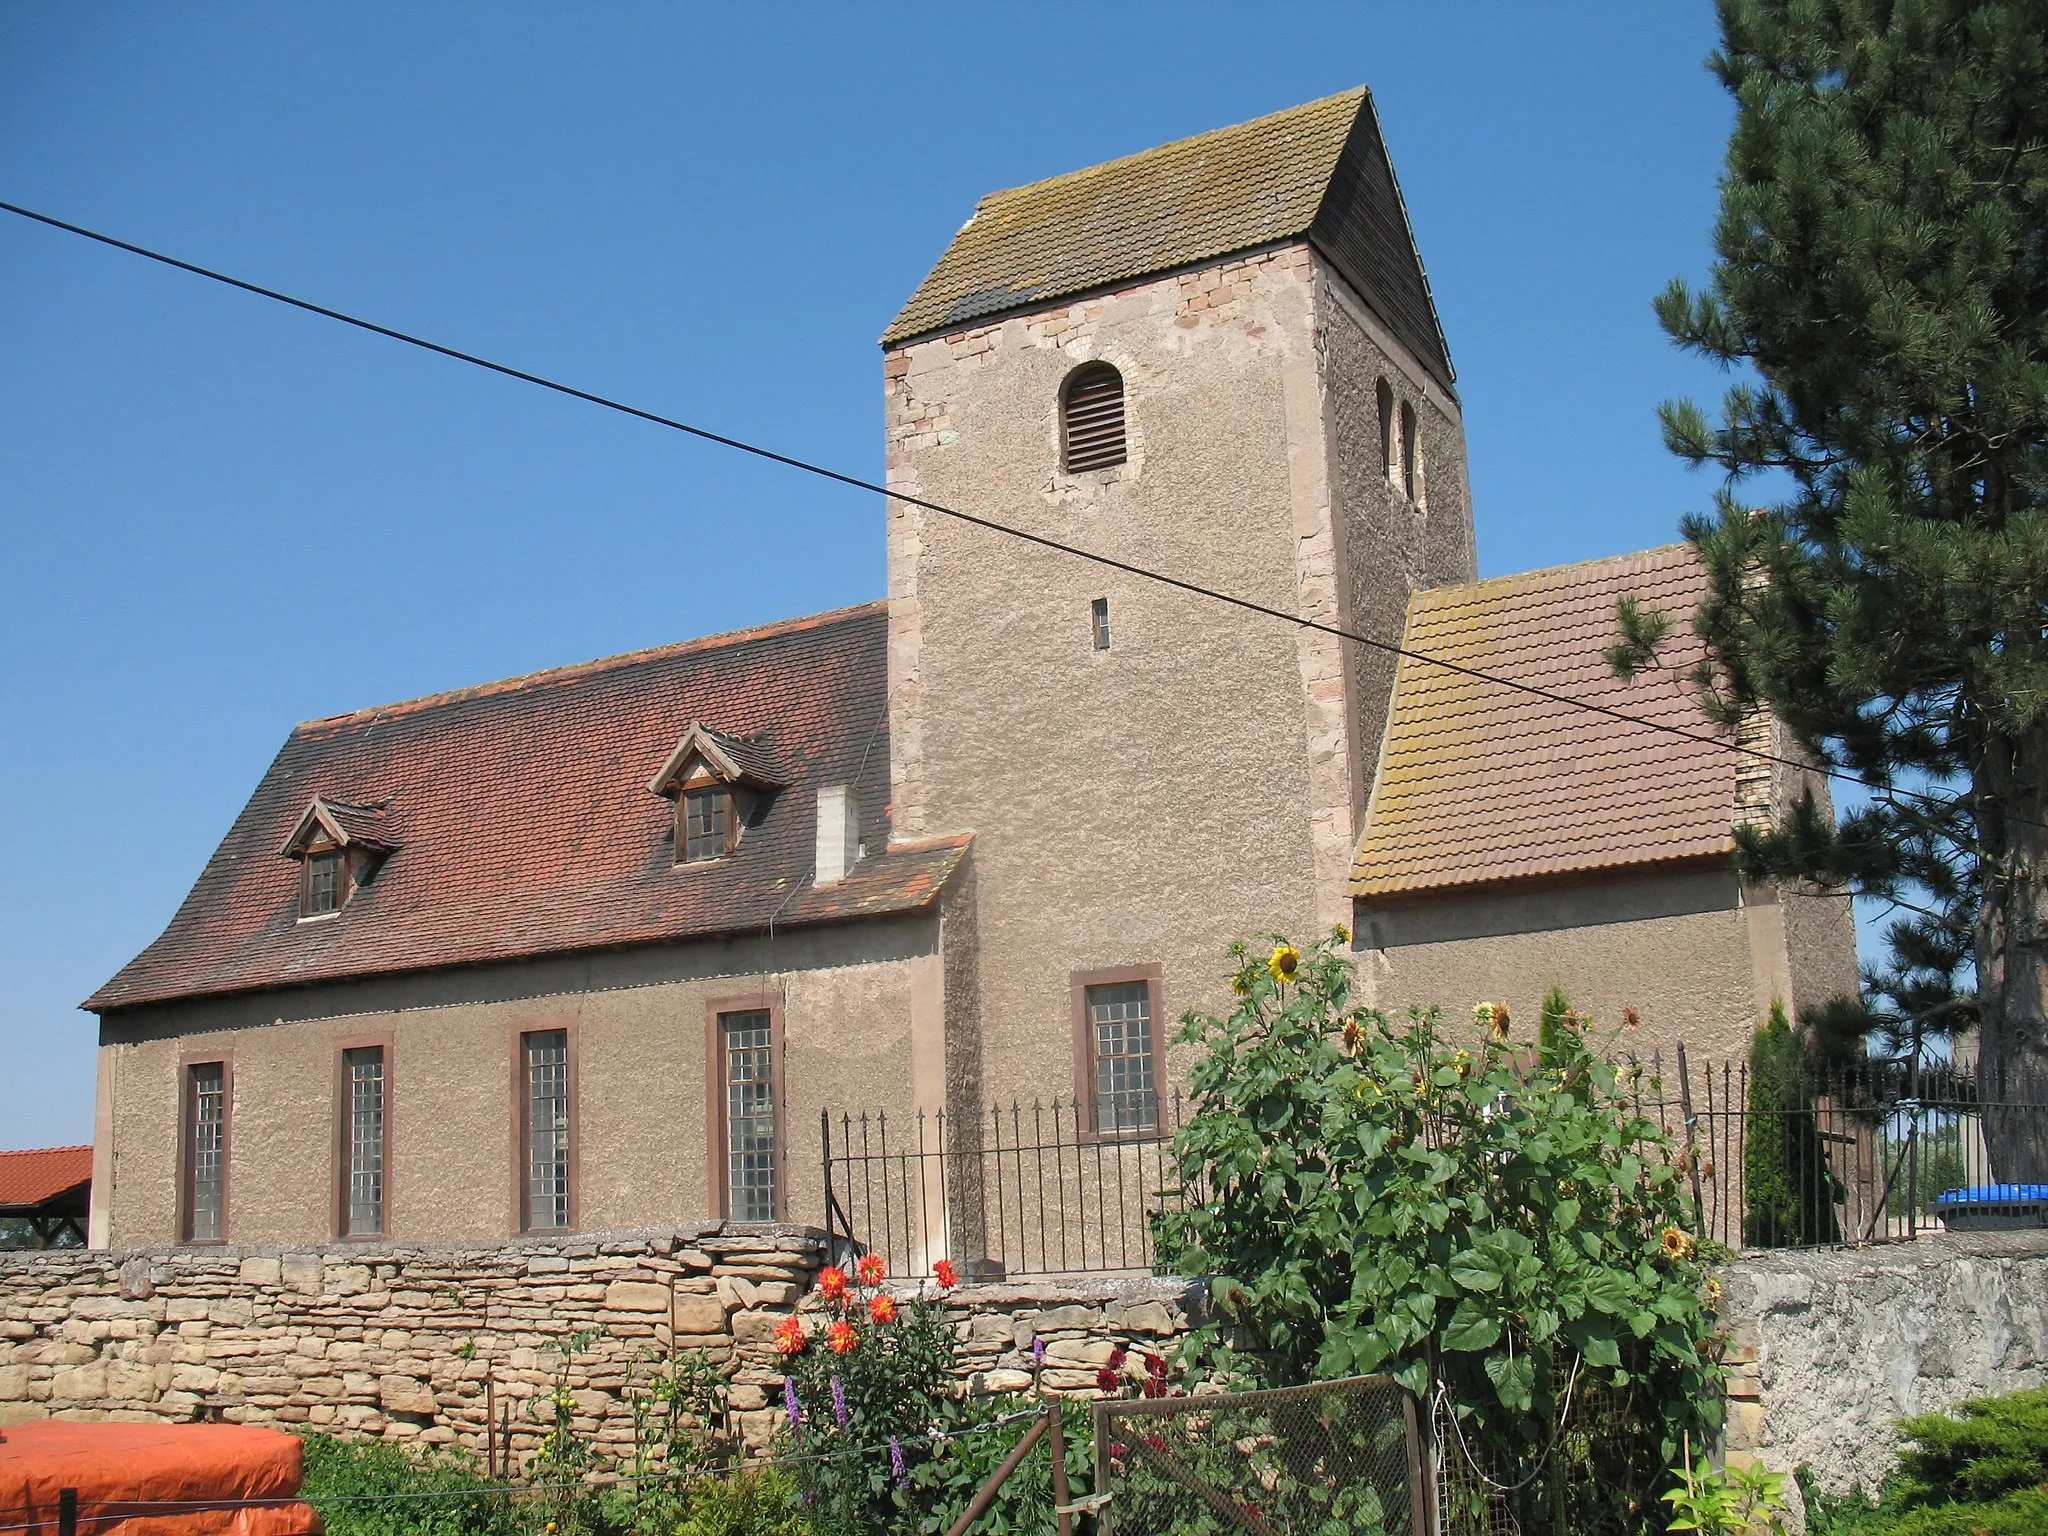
[87,604,967,1012]
[0,1146,92,1211]
[1350,545,1738,900]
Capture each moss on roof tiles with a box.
[883,88,1452,387]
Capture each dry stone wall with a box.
[0,1225,1199,1468]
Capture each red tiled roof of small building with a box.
[87,603,968,1012]
[1350,545,1739,901]
[0,1146,92,1211]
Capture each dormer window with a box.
[280,797,398,921]
[647,723,786,869]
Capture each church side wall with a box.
[94,920,937,1249]
[1357,864,1766,1069]
[883,249,1343,1114]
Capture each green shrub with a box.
[1154,933,1722,1536]
[1743,1005,1841,1247]
[297,1434,520,1536]
[1804,1387,2048,1536]
[673,1467,807,1536]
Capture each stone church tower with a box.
[881,88,1473,1108]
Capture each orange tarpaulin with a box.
[0,1423,321,1536]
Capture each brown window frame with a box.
[300,844,348,918]
[1070,965,1164,1140]
[674,779,742,866]
[511,1018,579,1235]
[178,1049,233,1245]
[705,994,785,1222]
[333,1033,395,1240]
[1060,361,1128,473]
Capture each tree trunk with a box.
[1974,723,2048,1184]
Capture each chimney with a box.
[814,785,860,885]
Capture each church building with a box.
[82,88,1858,1252]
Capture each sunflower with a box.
[1332,922,1351,944]
[1267,943,1302,982]
[1341,1015,1366,1056]
[1703,1277,1722,1309]
[1660,1225,1695,1260]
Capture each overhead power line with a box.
[0,198,1968,830]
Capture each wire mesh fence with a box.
[819,1095,1189,1278]
[1092,1376,1426,1536]
[1636,1048,2048,1250]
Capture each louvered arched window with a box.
[1061,362,1127,472]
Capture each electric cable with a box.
[0,198,1986,830]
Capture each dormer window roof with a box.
[648,724,784,868]
[280,798,398,919]
[646,723,787,799]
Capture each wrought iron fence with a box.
[821,1051,2048,1276]
[819,1094,1187,1279]
[1638,1047,2048,1250]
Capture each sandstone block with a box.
[0,1365,28,1401]
[52,1362,108,1400]
[1725,1401,1765,1450]
[730,1310,793,1345]
[165,1299,208,1323]
[673,1299,726,1336]
[605,1281,669,1314]
[975,1369,1034,1394]
[240,1257,283,1288]
[118,1258,155,1302]
[716,1275,759,1309]
[168,1364,220,1393]
[0,1404,48,1427]
[1028,1305,1099,1333]
[208,1300,253,1327]
[1042,1340,1116,1369]
[1105,1301,1177,1336]
[104,1360,157,1400]
[281,1256,324,1295]
[727,1385,768,1411]
[380,1376,437,1416]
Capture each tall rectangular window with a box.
[1090,597,1112,651]
[341,1046,385,1237]
[523,1030,572,1232]
[1088,982,1157,1133]
[184,1061,227,1242]
[721,1011,776,1221]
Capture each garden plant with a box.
[1154,932,1725,1534]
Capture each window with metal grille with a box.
[523,1030,571,1231]
[304,850,344,916]
[1091,597,1112,651]
[722,1011,777,1221]
[1088,981,1156,1133]
[342,1046,385,1237]
[1060,362,1127,472]
[681,787,732,863]
[184,1062,226,1242]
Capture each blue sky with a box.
[0,4,1749,1149]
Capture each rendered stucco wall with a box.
[95,920,936,1249]
[1361,867,1771,1069]
[884,243,1475,1112]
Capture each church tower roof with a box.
[882,87,1454,390]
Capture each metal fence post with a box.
[1675,1043,1706,1238]
[819,1109,836,1260]
[59,1490,77,1536]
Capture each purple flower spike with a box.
[783,1376,802,1424]
[831,1374,850,1431]
[1032,1337,1046,1364]
[890,1435,908,1490]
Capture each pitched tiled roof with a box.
[1350,546,1738,900]
[87,605,970,1012]
[883,88,1453,387]
[0,1146,92,1212]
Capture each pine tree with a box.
[1617,1,2048,1176]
